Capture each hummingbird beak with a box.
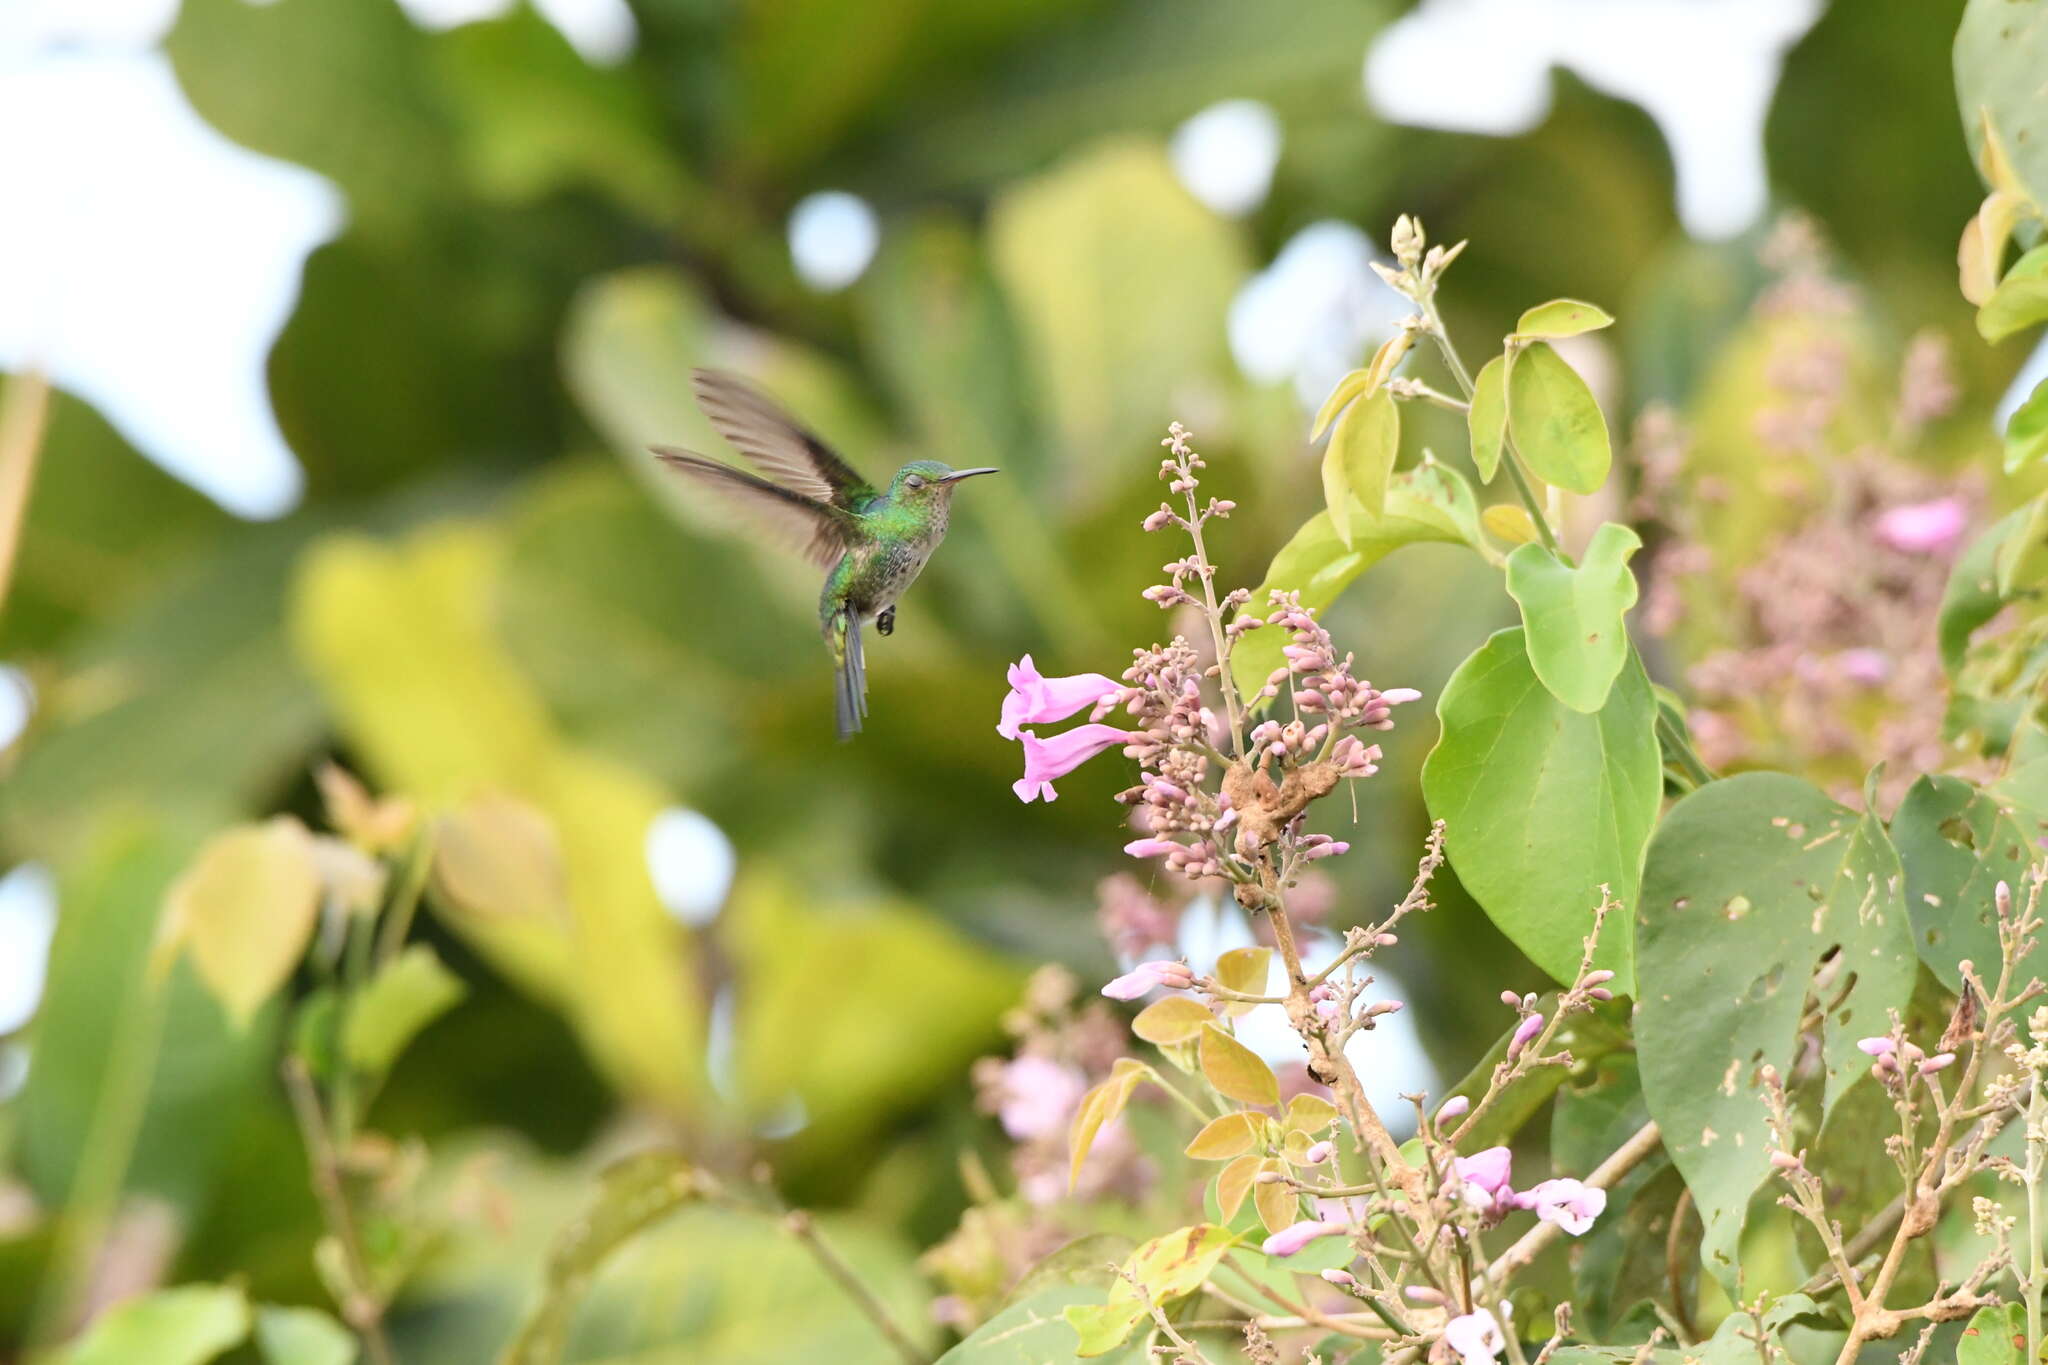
[939,467,999,484]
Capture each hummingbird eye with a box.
[904,473,926,490]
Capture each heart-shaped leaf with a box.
[1504,522,1643,713]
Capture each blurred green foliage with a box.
[0,0,2027,1357]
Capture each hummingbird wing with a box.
[691,369,875,509]
[650,448,855,568]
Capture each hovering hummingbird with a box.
[652,369,997,740]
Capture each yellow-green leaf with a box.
[1979,243,2048,343]
[1506,341,1610,495]
[432,793,568,925]
[1132,995,1213,1045]
[1330,387,1399,521]
[1252,1157,1294,1232]
[166,818,322,1029]
[1213,945,1271,1019]
[1362,330,1413,392]
[1064,1224,1237,1358]
[2009,378,2048,475]
[1310,367,1373,442]
[1069,1058,1150,1190]
[1200,1024,1278,1107]
[1063,1302,1147,1358]
[1185,1111,1260,1160]
[1282,1093,1339,1134]
[1513,298,1614,340]
[1504,522,1643,714]
[1320,436,1354,547]
[1217,1153,1261,1221]
[1962,192,2022,306]
[1468,354,1508,483]
[1482,503,1539,545]
[50,1285,250,1365]
[342,944,466,1075]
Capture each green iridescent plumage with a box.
[652,370,996,739]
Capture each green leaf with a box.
[1939,509,2027,675]
[1320,435,1355,548]
[1310,368,1373,442]
[1504,523,1643,713]
[1506,341,1611,495]
[2006,378,2048,474]
[1439,997,1635,1150]
[1636,773,1916,1294]
[1329,387,1399,524]
[499,1150,706,1365]
[1468,354,1508,483]
[1957,0,2048,219]
[342,944,466,1076]
[937,1286,1133,1365]
[255,1304,357,1365]
[1513,298,1616,340]
[1230,462,1479,698]
[1893,762,2048,989]
[1958,1301,2025,1365]
[163,818,322,1030]
[1979,244,2048,343]
[1199,1024,1279,1107]
[1996,491,2048,598]
[1064,1225,1236,1358]
[1420,629,1660,988]
[51,1284,250,1365]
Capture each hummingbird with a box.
[652,369,998,740]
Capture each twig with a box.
[283,1058,396,1365]
[784,1211,927,1365]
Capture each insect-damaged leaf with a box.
[1635,773,1915,1295]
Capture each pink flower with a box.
[1454,1146,1514,1197]
[1261,1218,1345,1257]
[1517,1177,1606,1236]
[998,655,1121,740]
[1443,1308,1505,1365]
[1856,1036,1896,1057]
[1012,724,1130,802]
[993,1056,1086,1140]
[1101,960,1194,1000]
[1874,497,1967,556]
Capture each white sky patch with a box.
[644,807,736,927]
[0,50,339,519]
[0,1044,27,1101]
[0,864,59,1037]
[1171,99,1283,218]
[1998,332,2048,430]
[1228,221,1409,406]
[0,667,33,753]
[396,0,637,64]
[788,191,880,293]
[1365,0,1825,240]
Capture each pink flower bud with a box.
[1142,507,1174,532]
[1123,838,1182,860]
[1261,1219,1345,1257]
[1304,1140,1335,1165]
[1769,1149,1802,1170]
[1499,991,1521,1007]
[1454,1146,1513,1196]
[1403,1285,1445,1304]
[1320,1268,1357,1287]
[1373,932,1399,946]
[1588,988,1614,1001]
[1435,1096,1470,1122]
[1255,1170,1286,1184]
[1920,1052,1956,1074]
[1508,1013,1544,1058]
[1998,881,2014,917]
[1314,998,1341,1021]
[1579,969,1615,988]
[1856,1036,1896,1057]
[1364,1000,1404,1018]
[1308,984,1335,1003]
[1100,960,1189,1000]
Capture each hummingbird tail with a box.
[833,612,867,741]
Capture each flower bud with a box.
[1998,881,2014,917]
[1769,1149,1802,1170]
[1579,969,1616,988]
[1314,998,1341,1021]
[1920,1052,1957,1075]
[1435,1096,1470,1122]
[1142,507,1175,532]
[1403,1285,1444,1305]
[1304,1140,1335,1165]
[1507,1012,1544,1059]
[1500,991,1521,1007]
[1374,932,1399,946]
[1262,1219,1344,1258]
[1320,1268,1357,1288]
[1364,1000,1404,1018]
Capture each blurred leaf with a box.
[1482,503,1539,546]
[500,1150,705,1365]
[1069,1059,1149,1191]
[1420,629,1657,988]
[1505,341,1610,495]
[1942,509,2029,674]
[1185,1111,1259,1160]
[1504,523,1642,714]
[1063,1224,1234,1358]
[1198,1024,1277,1107]
[987,139,1247,504]
[724,875,1020,1156]
[1956,0,2048,221]
[1636,773,1916,1295]
[433,7,690,222]
[1513,299,1615,340]
[166,0,454,242]
[1978,244,2048,343]
[1327,388,1400,537]
[1231,462,1479,697]
[290,525,703,1109]
[1468,355,1508,483]
[163,818,322,1029]
[49,1284,250,1365]
[255,1304,357,1365]
[1312,369,1374,443]
[1997,491,2048,598]
[1893,764,2048,990]
[2007,378,2048,474]
[343,944,467,1076]
[936,1285,1131,1365]
[1005,1233,1136,1301]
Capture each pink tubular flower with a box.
[1873,497,1967,556]
[1436,1095,1470,1122]
[1517,1177,1606,1236]
[1454,1146,1513,1197]
[1856,1036,1896,1057]
[1443,1308,1505,1365]
[1261,1218,1345,1257]
[998,655,1121,740]
[1012,724,1130,803]
[1100,960,1193,1001]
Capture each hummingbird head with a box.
[889,460,998,504]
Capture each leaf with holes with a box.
[1893,761,2048,990]
[1635,773,1916,1295]
[1200,1025,1279,1107]
[1958,1301,2024,1365]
